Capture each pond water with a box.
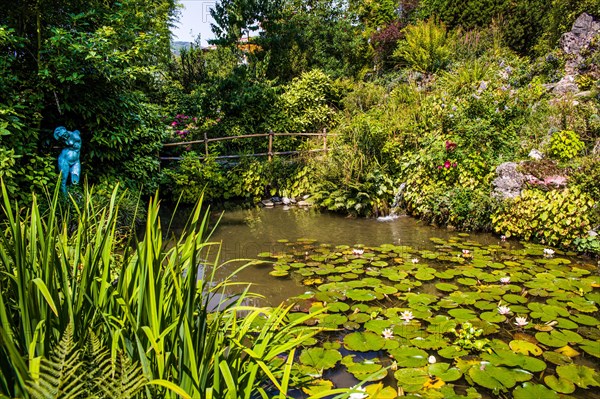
[202,206,600,399]
[208,206,499,304]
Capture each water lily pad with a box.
[509,340,542,356]
[513,382,559,399]
[269,270,289,277]
[428,363,463,382]
[457,277,478,286]
[437,345,468,359]
[469,364,520,391]
[346,289,378,302]
[346,361,386,381]
[535,331,567,347]
[447,308,477,321]
[483,349,546,373]
[542,351,572,366]
[580,342,600,357]
[394,367,429,393]
[364,383,397,399]
[301,379,334,395]
[343,331,385,352]
[299,347,342,370]
[543,375,576,394]
[481,311,506,323]
[389,346,429,367]
[410,335,448,350]
[569,313,599,326]
[321,314,348,327]
[435,282,459,292]
[556,363,600,389]
[503,294,528,304]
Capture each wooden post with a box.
[268,130,274,162]
[203,131,209,157]
[322,128,328,154]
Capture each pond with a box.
[206,206,600,399]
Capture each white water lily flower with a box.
[382,328,394,339]
[500,276,510,284]
[411,258,419,264]
[352,248,364,256]
[543,248,555,257]
[400,310,414,322]
[515,316,528,327]
[348,386,368,399]
[497,305,511,315]
[428,355,437,364]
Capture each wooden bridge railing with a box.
[160,129,335,161]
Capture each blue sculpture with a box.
[54,126,81,194]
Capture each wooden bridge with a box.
[160,129,334,161]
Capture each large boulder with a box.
[551,13,600,95]
[492,162,525,200]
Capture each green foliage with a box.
[26,326,146,399]
[280,69,342,132]
[164,153,228,203]
[492,188,596,247]
[312,168,395,217]
[394,18,455,73]
[451,322,491,352]
[548,130,585,161]
[416,0,549,54]
[0,183,327,398]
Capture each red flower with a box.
[445,140,457,151]
[444,160,451,169]
[452,162,457,168]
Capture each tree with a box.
[0,0,179,194]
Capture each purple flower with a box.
[452,162,457,168]
[171,121,178,127]
[437,165,443,169]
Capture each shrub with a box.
[163,153,227,203]
[280,69,342,132]
[548,130,585,161]
[492,188,596,247]
[393,18,455,73]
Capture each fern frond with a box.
[94,353,146,399]
[26,324,86,399]
[84,330,146,399]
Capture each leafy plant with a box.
[0,182,330,398]
[25,325,146,399]
[394,18,455,73]
[548,130,585,161]
[492,187,596,247]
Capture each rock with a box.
[543,175,568,187]
[552,75,579,95]
[593,139,600,156]
[492,162,525,200]
[261,199,274,207]
[282,197,291,205]
[560,13,600,75]
[528,149,544,160]
[297,200,311,207]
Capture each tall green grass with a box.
[0,183,336,398]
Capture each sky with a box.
[171,0,217,46]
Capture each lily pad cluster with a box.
[259,235,600,398]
